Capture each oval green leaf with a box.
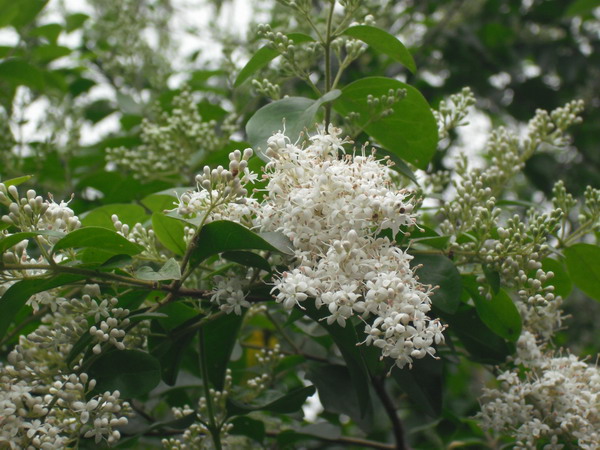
[343,25,416,73]
[81,203,148,229]
[410,254,462,314]
[152,212,186,256]
[564,243,600,301]
[52,226,144,256]
[234,32,315,87]
[334,77,438,169]
[468,284,522,342]
[88,350,161,398]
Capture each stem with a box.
[199,328,222,450]
[372,375,409,450]
[323,0,336,127]
[265,429,395,449]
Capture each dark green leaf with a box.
[222,251,271,272]
[81,204,148,229]
[150,325,196,385]
[0,274,86,339]
[482,265,501,294]
[52,226,144,256]
[0,230,64,253]
[564,243,600,301]
[373,146,419,184]
[301,301,371,414]
[152,212,186,256]
[88,350,161,398]
[343,25,416,73]
[0,59,45,90]
[227,385,316,416]
[234,32,314,87]
[230,416,265,443]
[135,258,182,281]
[202,313,244,390]
[541,257,572,298]
[443,307,514,364]
[305,364,372,427]
[392,356,443,418]
[190,220,290,268]
[334,77,438,169]
[410,254,462,314]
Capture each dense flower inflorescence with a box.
[0,292,132,447]
[478,332,600,448]
[255,126,445,369]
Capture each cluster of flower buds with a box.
[0,184,80,234]
[164,369,234,448]
[90,313,130,354]
[176,148,255,220]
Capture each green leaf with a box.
[443,307,514,364]
[10,0,48,28]
[222,251,271,272]
[482,265,501,294]
[52,226,144,256]
[81,204,148,229]
[141,188,188,212]
[466,281,522,342]
[190,220,291,268]
[565,0,600,17]
[227,385,316,416]
[201,313,244,390]
[234,32,314,87]
[410,254,462,314]
[392,357,443,418]
[301,301,372,414]
[564,243,600,301]
[1,175,33,187]
[0,274,86,339]
[150,324,196,385]
[305,364,372,428]
[0,59,45,90]
[343,25,416,73]
[32,45,71,63]
[373,146,418,184]
[246,90,341,160]
[135,258,182,281]
[541,257,572,298]
[334,77,438,169]
[30,23,62,44]
[65,12,89,31]
[408,226,450,250]
[0,230,64,253]
[152,212,186,256]
[230,416,265,443]
[88,350,161,398]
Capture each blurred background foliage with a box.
[0,0,598,447]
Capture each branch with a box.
[266,429,395,449]
[372,375,409,450]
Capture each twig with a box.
[372,375,409,450]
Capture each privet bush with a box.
[1,0,599,448]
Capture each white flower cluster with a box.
[210,274,251,316]
[256,126,445,369]
[478,332,600,448]
[0,293,132,447]
[0,184,81,234]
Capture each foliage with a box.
[1,0,599,448]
